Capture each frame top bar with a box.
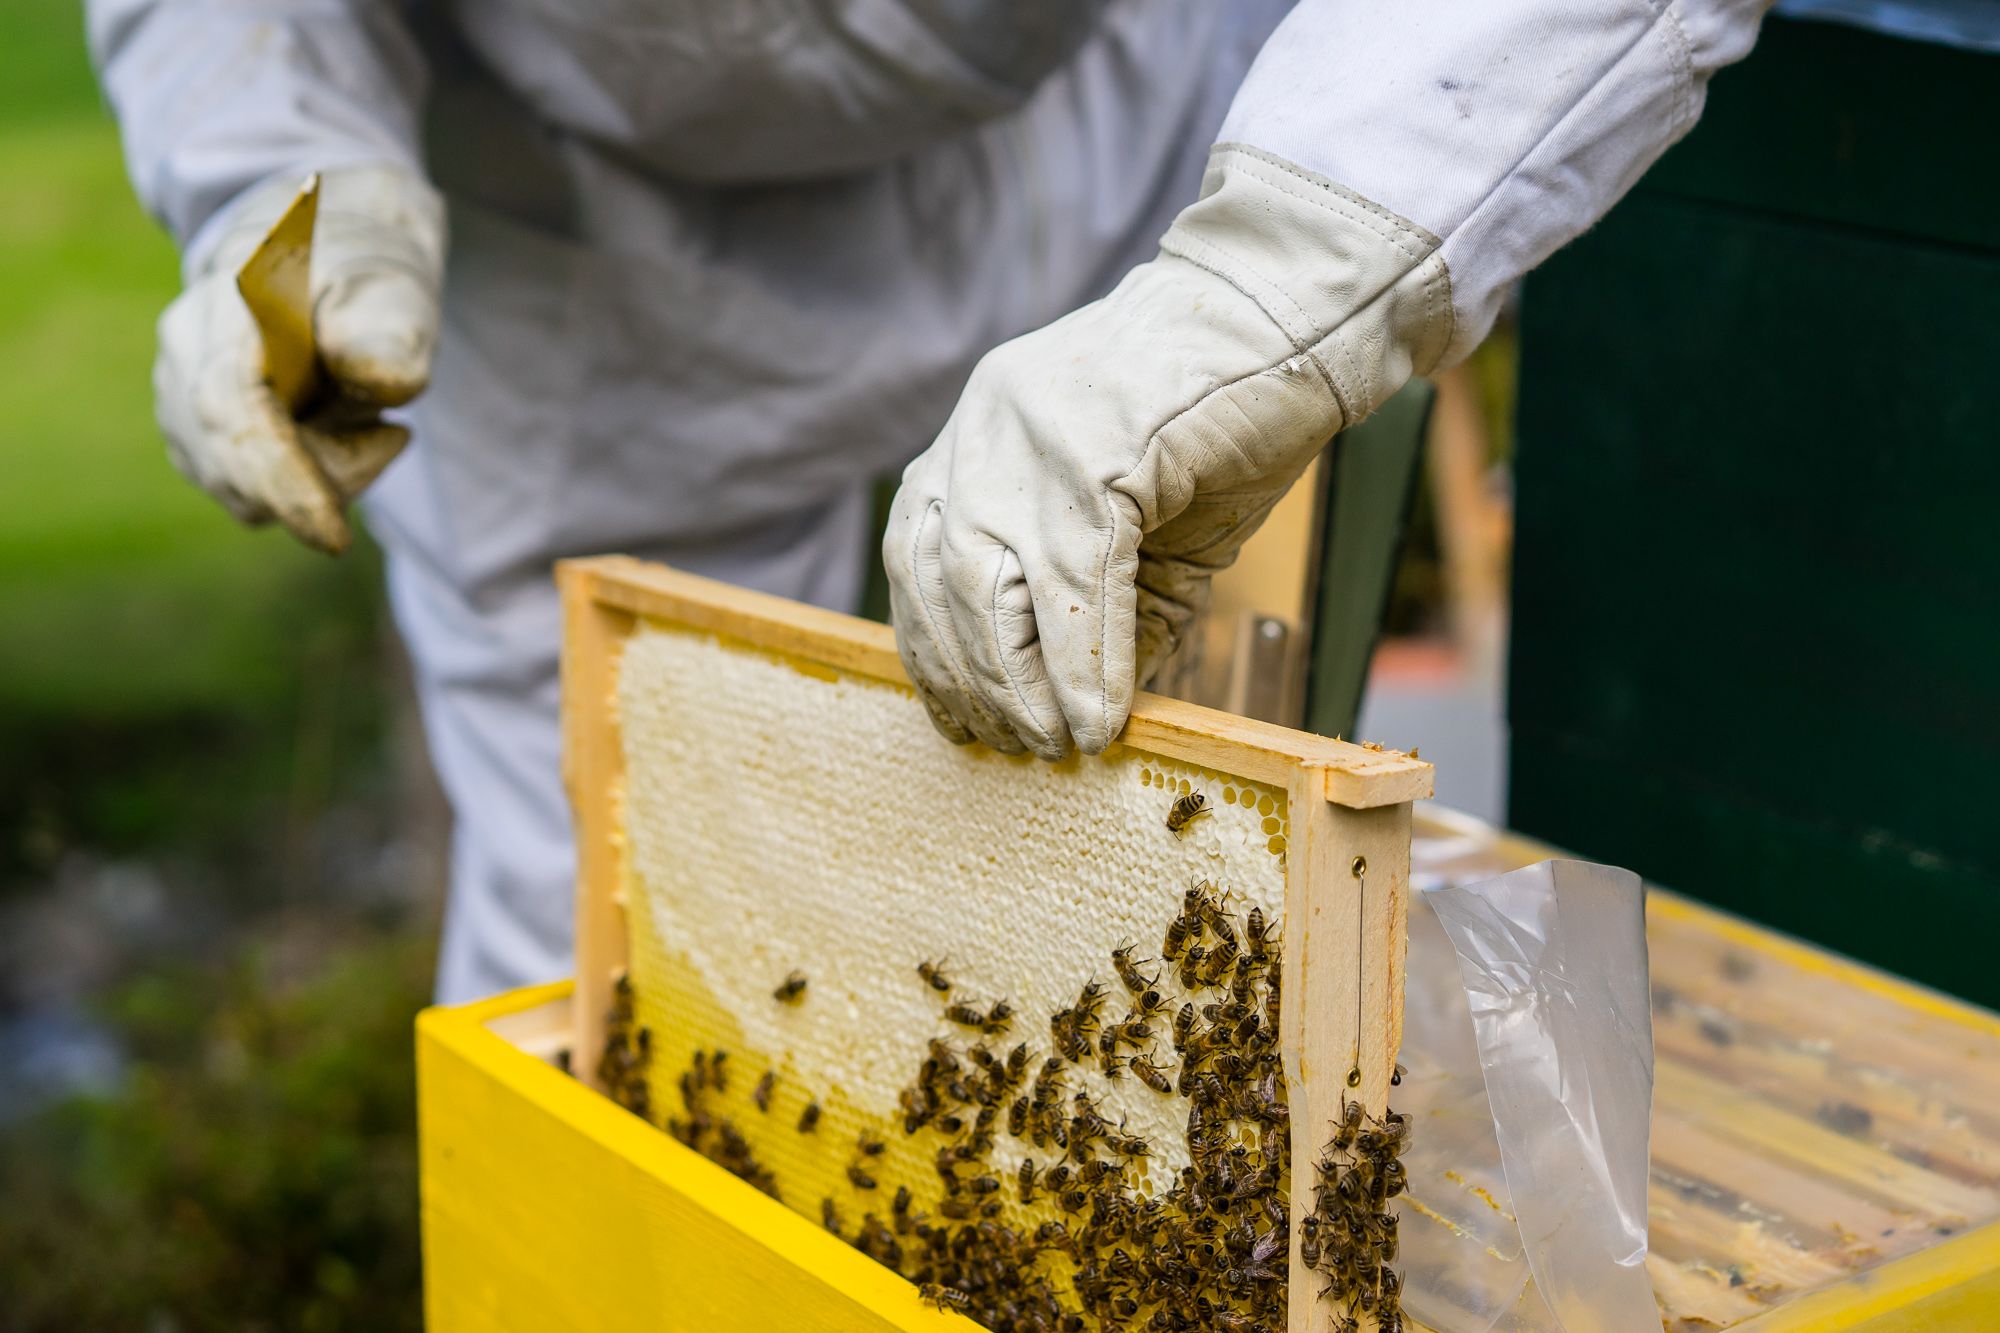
[561,555,1432,810]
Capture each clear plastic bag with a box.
[1396,829,1659,1332]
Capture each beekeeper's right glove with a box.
[153,163,445,554]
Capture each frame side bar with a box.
[1281,779,1412,1333]
[562,563,635,1091]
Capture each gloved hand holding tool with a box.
[152,163,444,553]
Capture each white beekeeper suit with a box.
[91,0,1769,1004]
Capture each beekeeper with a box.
[92,0,1769,1002]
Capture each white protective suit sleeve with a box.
[885,0,1770,759]
[1218,0,1771,362]
[90,3,443,553]
[89,0,428,262]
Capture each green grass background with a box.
[0,8,429,1329]
[0,7,353,722]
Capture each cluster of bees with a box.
[1305,1100,1410,1332]
[596,875,1409,1333]
[597,974,654,1121]
[668,1045,783,1199]
[818,882,1393,1333]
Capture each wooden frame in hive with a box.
[559,555,1433,1333]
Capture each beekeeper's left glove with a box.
[153,163,445,554]
[884,145,1453,758]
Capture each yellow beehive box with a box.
[419,892,2000,1332]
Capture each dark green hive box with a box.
[1509,17,2000,1004]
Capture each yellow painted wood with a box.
[1432,819,2000,1328]
[1727,1223,2000,1332]
[423,960,2000,1333]
[419,983,966,1333]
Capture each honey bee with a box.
[982,1000,1014,1035]
[772,970,808,1003]
[1166,791,1211,837]
[1019,1158,1038,1204]
[1112,941,1156,996]
[1300,1214,1323,1268]
[1162,910,1194,961]
[1008,1095,1029,1137]
[1006,1043,1030,1082]
[893,1184,911,1216]
[1176,944,1209,990]
[798,1098,822,1133]
[919,1283,972,1312]
[1205,935,1241,981]
[945,1001,987,1029]
[1172,1002,1197,1052]
[1129,1052,1174,1095]
[752,1069,777,1113]
[917,958,953,993]
[967,1174,1001,1195]
[709,1050,730,1092]
[846,1163,878,1190]
[821,1197,842,1233]
[1108,1017,1153,1050]
[1050,1011,1088,1062]
[897,1085,933,1134]
[1245,906,1271,960]
[1330,1096,1366,1151]
[856,1133,885,1157]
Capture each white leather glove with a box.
[154,163,445,553]
[885,145,1454,758]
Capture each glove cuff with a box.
[1158,143,1455,430]
[184,163,446,290]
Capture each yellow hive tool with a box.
[234,172,321,412]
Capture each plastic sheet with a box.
[1395,828,1658,1332]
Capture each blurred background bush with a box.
[0,6,440,1329]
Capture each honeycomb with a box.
[614,620,1290,1217]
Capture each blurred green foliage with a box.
[0,8,430,1330]
[0,4,390,884]
[0,935,429,1333]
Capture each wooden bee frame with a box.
[560,555,1431,1333]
